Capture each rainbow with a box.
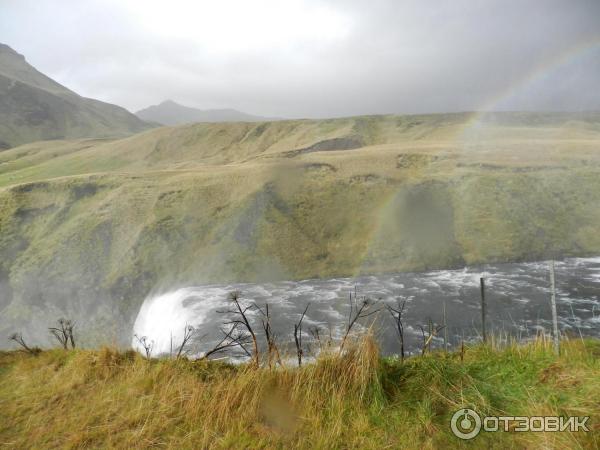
[356,35,600,274]
[459,34,600,139]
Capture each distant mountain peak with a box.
[0,43,24,58]
[135,99,276,126]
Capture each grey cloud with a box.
[1,0,598,118]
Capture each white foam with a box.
[131,287,229,356]
[130,256,600,358]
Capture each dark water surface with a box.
[133,257,600,358]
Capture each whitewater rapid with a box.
[132,257,600,358]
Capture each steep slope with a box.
[1,112,600,346]
[0,43,153,149]
[135,99,272,125]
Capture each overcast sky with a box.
[1,0,599,118]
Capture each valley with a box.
[1,111,600,345]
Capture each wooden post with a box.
[549,260,560,356]
[443,300,448,352]
[480,277,487,344]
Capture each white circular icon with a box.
[451,408,482,440]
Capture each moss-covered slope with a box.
[1,111,600,345]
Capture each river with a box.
[132,257,600,359]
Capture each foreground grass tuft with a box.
[0,337,598,449]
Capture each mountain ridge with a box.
[0,43,153,149]
[135,99,275,125]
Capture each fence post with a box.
[549,260,560,356]
[443,299,448,352]
[480,277,487,344]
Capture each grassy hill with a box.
[1,111,600,345]
[0,43,152,149]
[0,337,598,448]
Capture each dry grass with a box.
[0,336,598,449]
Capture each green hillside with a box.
[1,111,600,345]
[0,43,152,149]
